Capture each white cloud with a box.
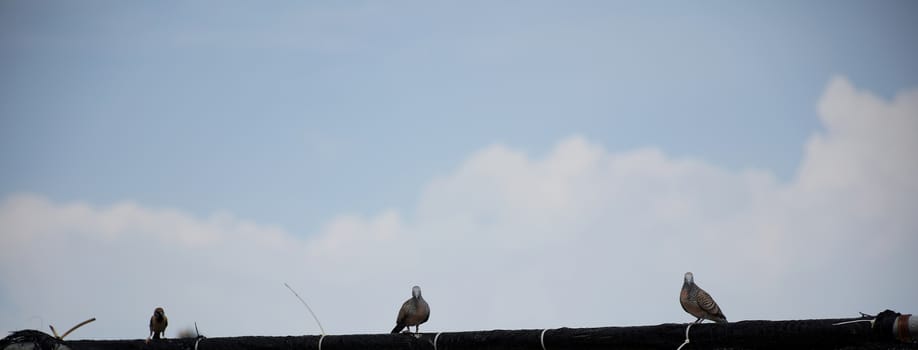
[1,76,916,339]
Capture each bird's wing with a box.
[396,299,410,323]
[164,316,168,329]
[391,299,412,333]
[695,287,722,316]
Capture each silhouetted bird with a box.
[149,307,168,340]
[391,286,430,334]
[680,272,727,323]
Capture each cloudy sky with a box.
[1,0,917,340]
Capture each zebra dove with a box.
[680,272,727,323]
[391,286,430,334]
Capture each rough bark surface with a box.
[6,313,917,350]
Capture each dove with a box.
[680,272,727,323]
[149,307,169,340]
[391,286,430,334]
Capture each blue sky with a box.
[1,1,917,339]
[3,1,915,234]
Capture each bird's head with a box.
[154,307,165,318]
[411,286,422,298]
[684,272,694,284]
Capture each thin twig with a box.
[284,282,326,335]
[60,318,96,339]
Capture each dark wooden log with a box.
[6,310,916,350]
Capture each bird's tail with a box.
[391,323,405,334]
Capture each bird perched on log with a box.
[148,307,168,340]
[680,272,727,323]
[391,285,430,334]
